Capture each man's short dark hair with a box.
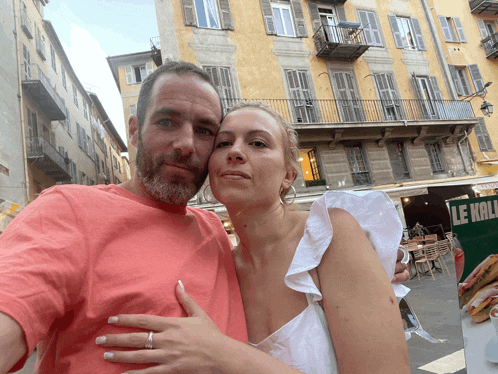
[136,60,220,133]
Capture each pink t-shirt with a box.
[0,184,247,373]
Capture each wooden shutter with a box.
[290,0,307,37]
[475,117,494,151]
[358,10,382,47]
[476,18,489,39]
[336,6,346,22]
[260,0,276,35]
[469,64,486,93]
[218,0,234,30]
[307,2,321,33]
[358,11,373,45]
[125,66,133,85]
[430,76,444,100]
[388,15,404,48]
[181,0,198,26]
[438,16,454,42]
[453,17,467,42]
[448,65,464,96]
[374,74,391,102]
[76,123,82,148]
[145,62,154,76]
[411,18,426,50]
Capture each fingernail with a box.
[108,316,118,323]
[104,352,114,360]
[178,280,185,292]
[95,336,106,344]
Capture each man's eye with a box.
[157,119,172,127]
[196,127,215,136]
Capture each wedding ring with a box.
[145,331,154,349]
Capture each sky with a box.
[44,0,159,153]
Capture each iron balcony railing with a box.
[313,24,369,60]
[221,98,475,125]
[150,36,160,50]
[482,32,498,58]
[21,8,33,39]
[469,0,498,14]
[26,136,70,175]
[36,33,46,60]
[22,63,67,120]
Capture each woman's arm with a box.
[318,208,410,374]
[99,282,304,374]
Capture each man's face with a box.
[134,73,222,205]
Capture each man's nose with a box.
[173,124,195,156]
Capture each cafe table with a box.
[460,306,498,373]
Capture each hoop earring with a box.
[280,185,297,205]
[202,184,217,205]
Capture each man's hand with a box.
[392,249,410,283]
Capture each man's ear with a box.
[129,115,139,148]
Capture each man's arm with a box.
[0,312,27,374]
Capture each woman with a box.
[98,103,410,373]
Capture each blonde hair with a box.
[224,102,299,200]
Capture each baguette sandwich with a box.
[466,280,498,323]
[459,255,498,309]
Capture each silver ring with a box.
[145,331,154,349]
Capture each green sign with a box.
[449,195,498,281]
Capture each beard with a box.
[136,137,208,205]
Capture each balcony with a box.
[470,0,498,14]
[222,98,475,125]
[21,9,33,39]
[313,23,369,61]
[36,34,46,60]
[482,32,498,58]
[312,0,347,4]
[21,64,67,121]
[150,36,162,67]
[26,137,71,182]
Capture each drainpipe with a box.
[457,130,471,174]
[13,0,30,205]
[419,0,458,100]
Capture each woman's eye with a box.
[251,140,267,148]
[215,141,231,148]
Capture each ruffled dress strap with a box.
[285,191,404,303]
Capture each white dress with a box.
[249,191,403,374]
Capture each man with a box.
[0,61,247,373]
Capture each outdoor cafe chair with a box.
[435,240,452,275]
[404,242,421,279]
[412,246,435,281]
[424,234,438,244]
[424,243,450,277]
[445,233,456,257]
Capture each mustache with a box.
[153,151,202,171]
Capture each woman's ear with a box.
[281,168,297,191]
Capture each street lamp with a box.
[463,81,493,117]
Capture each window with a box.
[27,108,38,138]
[204,66,235,113]
[50,44,56,72]
[425,142,445,174]
[61,66,66,89]
[299,148,325,187]
[83,100,88,120]
[194,0,220,28]
[332,71,363,122]
[129,104,137,116]
[73,85,78,107]
[438,16,466,42]
[476,19,497,55]
[345,143,372,186]
[272,2,295,37]
[449,65,486,96]
[388,15,426,51]
[318,7,338,43]
[474,117,494,152]
[23,44,31,80]
[285,69,317,123]
[456,68,471,96]
[86,134,92,156]
[373,73,402,120]
[412,76,443,119]
[358,10,383,47]
[125,63,154,85]
[387,142,410,180]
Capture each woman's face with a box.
[208,108,294,208]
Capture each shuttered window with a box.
[204,66,235,113]
[260,0,307,37]
[181,0,233,29]
[194,0,220,29]
[373,73,402,120]
[332,71,364,122]
[474,117,494,152]
[358,10,383,47]
[388,15,426,50]
[285,69,317,123]
[468,64,486,94]
[387,142,411,180]
[438,16,466,42]
[73,85,78,108]
[125,62,154,85]
[345,143,372,186]
[424,141,445,174]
